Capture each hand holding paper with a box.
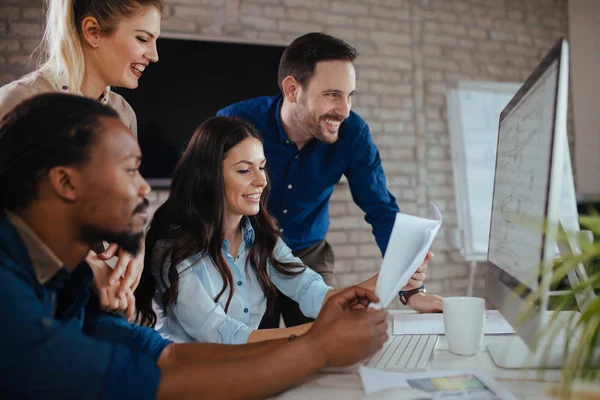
[370,203,443,309]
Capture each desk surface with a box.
[271,310,562,400]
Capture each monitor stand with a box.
[488,310,580,369]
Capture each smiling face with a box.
[222,137,267,220]
[92,5,161,89]
[293,59,356,144]
[74,117,151,254]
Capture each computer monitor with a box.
[484,38,595,369]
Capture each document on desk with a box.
[358,366,518,399]
[393,310,515,335]
[371,203,442,309]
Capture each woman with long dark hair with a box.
[135,116,437,344]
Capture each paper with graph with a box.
[370,203,442,309]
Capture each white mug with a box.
[442,297,485,356]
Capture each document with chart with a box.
[371,203,443,309]
[358,367,517,399]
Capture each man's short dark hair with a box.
[0,93,119,211]
[277,32,357,91]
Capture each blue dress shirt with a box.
[0,216,170,400]
[153,218,332,345]
[217,95,400,254]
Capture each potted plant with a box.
[521,214,600,399]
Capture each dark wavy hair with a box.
[135,116,304,327]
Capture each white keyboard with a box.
[366,334,438,371]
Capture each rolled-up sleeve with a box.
[0,268,161,400]
[270,239,332,318]
[168,265,253,345]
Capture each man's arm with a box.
[155,286,388,400]
[344,123,399,255]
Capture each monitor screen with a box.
[114,38,286,185]
[488,60,559,291]
[484,38,570,358]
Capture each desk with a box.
[271,310,562,399]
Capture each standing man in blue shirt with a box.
[218,33,442,328]
[0,93,389,399]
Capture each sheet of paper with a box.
[371,203,443,309]
[393,310,516,335]
[358,366,518,399]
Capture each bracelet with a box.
[398,285,426,306]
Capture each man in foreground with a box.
[0,93,387,399]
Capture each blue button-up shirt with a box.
[153,218,332,345]
[217,95,400,254]
[0,214,170,400]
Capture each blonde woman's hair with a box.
[38,0,164,94]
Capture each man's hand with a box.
[86,251,137,321]
[407,292,443,313]
[401,251,433,291]
[306,286,388,367]
[97,241,145,295]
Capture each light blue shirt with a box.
[152,218,332,345]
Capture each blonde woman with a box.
[0,0,164,316]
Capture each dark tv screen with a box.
[114,38,285,186]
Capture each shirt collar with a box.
[5,210,64,285]
[222,217,255,253]
[42,70,111,105]
[275,95,292,145]
[274,94,319,152]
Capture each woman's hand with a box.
[407,292,443,313]
[86,250,137,321]
[401,251,433,291]
[97,241,145,295]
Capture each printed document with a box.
[393,310,515,335]
[358,366,518,399]
[371,203,443,309]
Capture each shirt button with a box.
[61,85,68,90]
[244,308,249,313]
[40,317,53,327]
[283,209,288,214]
[285,139,290,144]
[288,184,293,189]
[280,228,284,233]
[237,281,242,286]
[294,155,299,159]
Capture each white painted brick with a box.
[370,6,409,21]
[370,30,410,45]
[285,8,309,20]
[278,20,321,33]
[283,0,329,9]
[240,14,277,30]
[174,6,219,23]
[325,231,348,245]
[330,1,368,16]
[161,18,197,32]
[240,2,262,16]
[311,11,353,27]
[245,0,281,4]
[264,5,285,18]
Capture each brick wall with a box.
[0,0,569,305]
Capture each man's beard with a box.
[102,231,144,256]
[84,228,144,256]
[294,97,342,144]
